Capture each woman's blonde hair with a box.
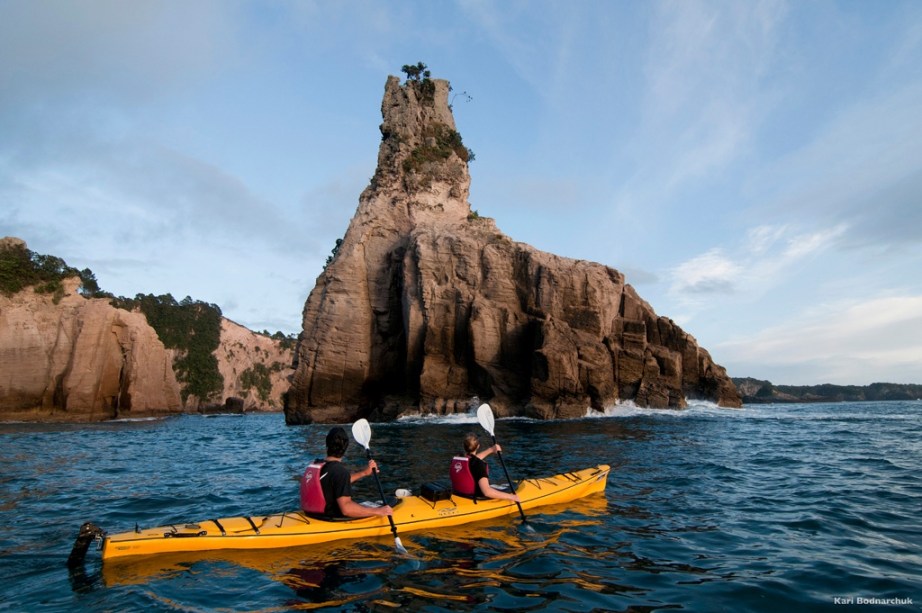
[463,432,480,455]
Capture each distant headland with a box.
[733,377,922,404]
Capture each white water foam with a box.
[396,409,537,426]
[395,410,482,425]
[397,398,735,423]
[585,398,730,419]
[584,401,644,419]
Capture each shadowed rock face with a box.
[286,75,741,424]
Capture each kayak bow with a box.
[97,464,609,562]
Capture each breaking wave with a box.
[395,410,481,425]
[585,397,725,419]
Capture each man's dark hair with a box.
[326,427,349,458]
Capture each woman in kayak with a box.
[300,427,393,519]
[450,432,521,502]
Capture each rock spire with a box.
[285,74,741,424]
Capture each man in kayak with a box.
[301,427,393,519]
[450,433,521,502]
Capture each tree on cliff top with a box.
[401,62,430,82]
[401,61,435,102]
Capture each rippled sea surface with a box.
[1,401,920,612]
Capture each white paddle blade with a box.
[476,403,495,436]
[351,418,372,450]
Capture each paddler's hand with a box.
[365,459,379,477]
[376,505,394,516]
[493,444,502,454]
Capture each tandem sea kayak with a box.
[80,464,609,563]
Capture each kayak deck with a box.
[101,464,609,561]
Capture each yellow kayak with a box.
[98,465,609,562]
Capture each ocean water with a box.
[0,401,919,612]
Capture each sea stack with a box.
[285,72,741,424]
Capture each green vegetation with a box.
[240,363,272,403]
[401,61,434,101]
[402,123,474,174]
[241,361,287,403]
[324,238,343,269]
[261,330,298,351]
[112,293,224,403]
[0,241,105,302]
[401,61,431,82]
[395,62,475,181]
[468,209,481,221]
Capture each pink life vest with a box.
[299,462,327,514]
[450,456,484,497]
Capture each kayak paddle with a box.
[351,418,410,556]
[476,403,531,528]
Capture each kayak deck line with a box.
[84,464,609,562]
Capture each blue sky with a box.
[2,1,921,386]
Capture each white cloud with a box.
[780,225,845,260]
[671,249,742,295]
[668,223,845,306]
[746,224,787,255]
[718,295,922,384]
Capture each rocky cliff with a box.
[0,272,294,421]
[210,318,294,412]
[286,74,741,424]
[0,277,182,421]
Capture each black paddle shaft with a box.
[365,449,401,539]
[489,434,528,524]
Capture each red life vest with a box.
[299,462,326,514]
[450,455,486,496]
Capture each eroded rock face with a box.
[210,318,294,412]
[286,75,741,424]
[0,278,182,420]
[0,272,294,421]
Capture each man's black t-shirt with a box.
[468,454,489,497]
[320,460,352,517]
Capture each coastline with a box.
[0,406,283,424]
